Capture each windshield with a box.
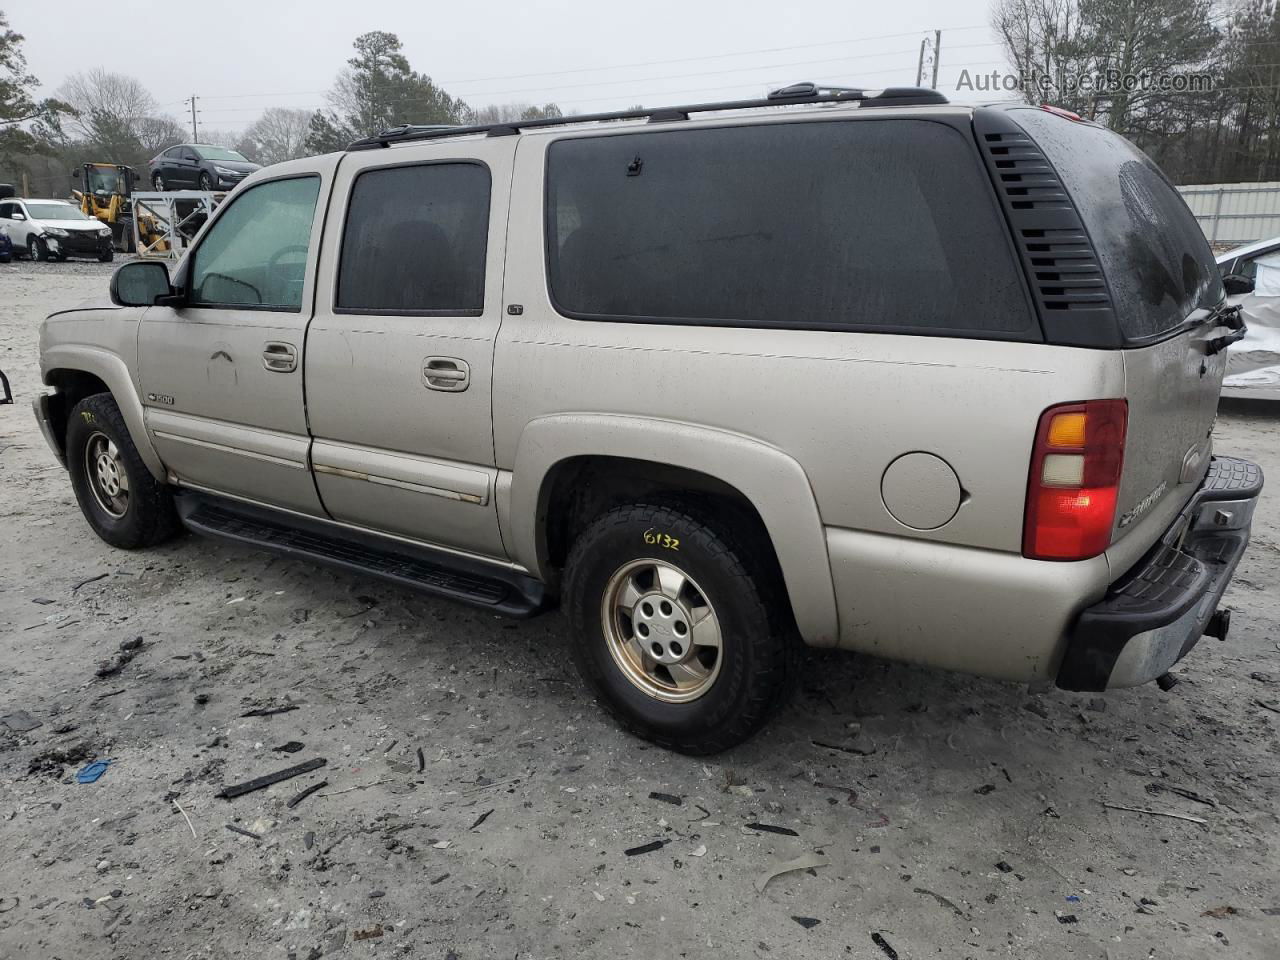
[195,146,249,162]
[26,203,91,221]
[87,168,126,195]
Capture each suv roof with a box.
[347,82,951,151]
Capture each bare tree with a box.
[467,102,564,124]
[240,107,312,165]
[135,115,185,157]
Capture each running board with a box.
[175,493,547,618]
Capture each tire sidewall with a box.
[567,506,776,748]
[66,398,147,547]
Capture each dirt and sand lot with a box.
[2,257,1279,960]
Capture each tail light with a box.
[1023,399,1128,561]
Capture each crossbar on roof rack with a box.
[346,81,949,151]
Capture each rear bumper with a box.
[1057,456,1264,691]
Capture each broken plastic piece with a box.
[624,839,667,857]
[217,757,327,799]
[286,780,327,809]
[76,760,111,784]
[746,822,799,837]
[754,852,828,892]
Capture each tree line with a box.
[0,18,561,196]
[992,0,1280,184]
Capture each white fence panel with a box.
[1178,182,1280,248]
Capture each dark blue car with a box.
[0,231,11,263]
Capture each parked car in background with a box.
[148,144,261,192]
[1217,238,1280,400]
[0,198,113,262]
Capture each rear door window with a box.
[336,162,491,315]
[545,119,1032,336]
[1011,109,1223,340]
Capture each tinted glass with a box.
[546,120,1030,333]
[337,163,490,314]
[1012,109,1223,340]
[197,146,249,162]
[189,176,320,310]
[0,203,12,218]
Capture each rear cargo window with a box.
[545,120,1031,335]
[1011,109,1222,340]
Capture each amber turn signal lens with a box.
[1046,412,1087,448]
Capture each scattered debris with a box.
[96,637,144,678]
[811,739,875,756]
[470,808,494,830]
[996,861,1014,873]
[871,932,900,960]
[416,746,425,773]
[1057,914,1079,924]
[225,823,262,841]
[649,791,683,806]
[1024,700,1051,719]
[1146,783,1216,807]
[433,840,452,850]
[217,758,327,799]
[352,925,383,942]
[75,760,111,784]
[791,916,820,929]
[913,887,966,918]
[272,741,305,754]
[71,573,109,592]
[1255,698,1280,715]
[239,703,298,718]
[1101,801,1208,824]
[745,822,799,837]
[813,781,858,805]
[171,798,197,839]
[286,780,327,809]
[974,784,996,795]
[690,844,707,858]
[0,710,42,733]
[755,852,828,893]
[624,840,667,857]
[1086,698,1107,712]
[1249,672,1274,684]
[1202,905,1238,919]
[326,778,394,796]
[303,831,315,850]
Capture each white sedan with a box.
[1217,238,1280,400]
[0,197,114,262]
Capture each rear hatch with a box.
[1008,108,1227,562]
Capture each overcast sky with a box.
[9,0,1014,133]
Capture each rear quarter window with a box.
[1011,109,1222,340]
[545,119,1032,337]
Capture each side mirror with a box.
[73,168,82,179]
[1223,273,1255,296]
[111,261,176,307]
[11,212,25,221]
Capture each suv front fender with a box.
[41,345,165,481]
[508,414,839,646]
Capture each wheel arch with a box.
[507,414,839,646]
[42,350,165,480]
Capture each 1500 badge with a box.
[147,392,175,405]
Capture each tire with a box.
[28,236,47,262]
[98,249,114,263]
[66,393,179,549]
[152,174,165,191]
[198,172,213,191]
[564,501,798,754]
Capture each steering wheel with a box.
[267,244,309,276]
[201,272,262,304]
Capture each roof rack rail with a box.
[346,81,949,150]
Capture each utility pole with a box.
[916,39,927,87]
[931,29,942,89]
[916,31,943,90]
[187,96,199,141]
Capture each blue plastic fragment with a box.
[76,760,111,784]
[1066,895,1081,903]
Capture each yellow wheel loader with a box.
[71,163,168,254]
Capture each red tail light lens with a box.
[1023,399,1128,560]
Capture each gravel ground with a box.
[2,256,1279,960]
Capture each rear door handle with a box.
[263,341,298,373]
[423,357,470,392]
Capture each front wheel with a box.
[564,501,797,754]
[152,174,165,191]
[98,248,114,263]
[27,236,47,262]
[198,172,213,191]
[66,393,179,549]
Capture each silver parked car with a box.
[0,197,114,262]
[1216,237,1280,400]
[33,85,1263,753]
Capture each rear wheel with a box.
[564,501,797,754]
[152,174,165,191]
[66,393,179,549]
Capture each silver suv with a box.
[35,85,1264,753]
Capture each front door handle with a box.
[263,341,298,373]
[423,357,470,392]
